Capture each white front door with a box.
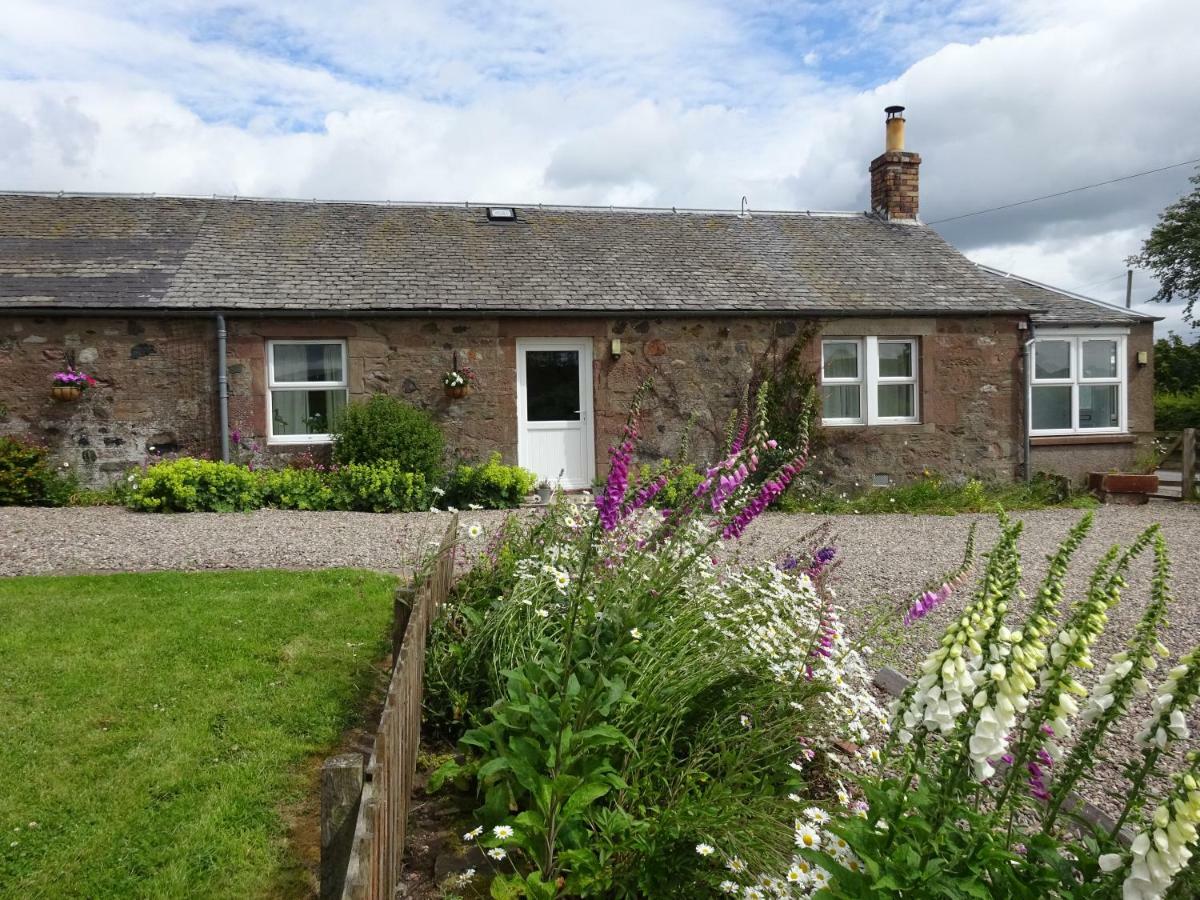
[516,338,595,490]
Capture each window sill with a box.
[1029,434,1134,447]
[821,422,933,434]
[267,438,334,446]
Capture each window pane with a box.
[1082,340,1118,379]
[822,384,861,420]
[1079,384,1120,429]
[273,343,344,383]
[525,350,581,421]
[1032,385,1072,430]
[1034,340,1071,379]
[822,342,859,379]
[877,384,915,418]
[878,342,913,378]
[272,389,347,436]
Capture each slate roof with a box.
[0,192,1139,325]
[978,266,1158,326]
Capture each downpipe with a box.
[216,313,230,463]
[1022,320,1036,482]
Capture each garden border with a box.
[320,514,458,900]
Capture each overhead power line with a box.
[928,157,1200,225]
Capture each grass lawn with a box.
[0,568,398,899]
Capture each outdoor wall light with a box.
[1136,350,1149,367]
[611,338,622,359]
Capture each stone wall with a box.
[0,315,217,485]
[4,310,1132,490]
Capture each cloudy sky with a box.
[2,0,1197,336]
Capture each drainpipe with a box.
[1022,319,1037,482]
[216,313,230,463]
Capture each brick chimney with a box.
[869,106,920,221]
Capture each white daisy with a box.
[804,807,831,825]
[630,628,642,641]
[794,823,821,850]
[493,824,514,839]
[486,847,507,860]
[726,856,747,873]
[696,842,715,856]
[463,826,483,841]
[719,882,740,895]
[467,522,483,539]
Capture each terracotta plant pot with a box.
[1087,472,1159,505]
[445,385,471,400]
[51,385,83,402]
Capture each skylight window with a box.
[486,206,517,221]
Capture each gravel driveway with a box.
[3,501,1198,819]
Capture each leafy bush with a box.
[332,394,444,477]
[423,385,890,896]
[128,457,431,513]
[260,466,335,510]
[1155,389,1200,430]
[442,452,536,509]
[633,458,705,510]
[127,458,262,512]
[0,436,75,506]
[330,462,430,513]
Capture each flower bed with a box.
[422,385,895,895]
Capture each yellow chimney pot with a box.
[884,105,906,152]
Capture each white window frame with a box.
[1028,330,1127,436]
[821,337,920,426]
[266,339,349,445]
[820,339,865,425]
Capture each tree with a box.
[1154,332,1200,394]
[1130,169,1200,324]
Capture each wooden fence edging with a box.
[872,666,1135,848]
[320,514,458,900]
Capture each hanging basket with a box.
[445,385,471,400]
[51,386,83,402]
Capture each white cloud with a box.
[0,0,1197,335]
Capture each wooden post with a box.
[392,585,414,663]
[320,754,364,900]
[1183,428,1196,501]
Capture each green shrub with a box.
[442,452,536,509]
[127,458,262,512]
[330,462,430,512]
[635,458,705,509]
[333,394,444,477]
[260,467,335,510]
[1155,389,1200,430]
[0,436,75,506]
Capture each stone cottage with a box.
[0,109,1156,488]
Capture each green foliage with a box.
[1130,170,1200,323]
[333,393,444,477]
[330,462,430,513]
[425,499,845,896]
[1155,389,1200,430]
[0,568,396,898]
[126,457,263,512]
[1155,332,1200,394]
[0,437,75,507]
[634,458,704,509]
[776,471,1096,515]
[128,457,430,513]
[259,466,336,510]
[443,453,537,509]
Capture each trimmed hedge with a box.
[1155,390,1200,431]
[128,458,432,513]
[333,394,444,478]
